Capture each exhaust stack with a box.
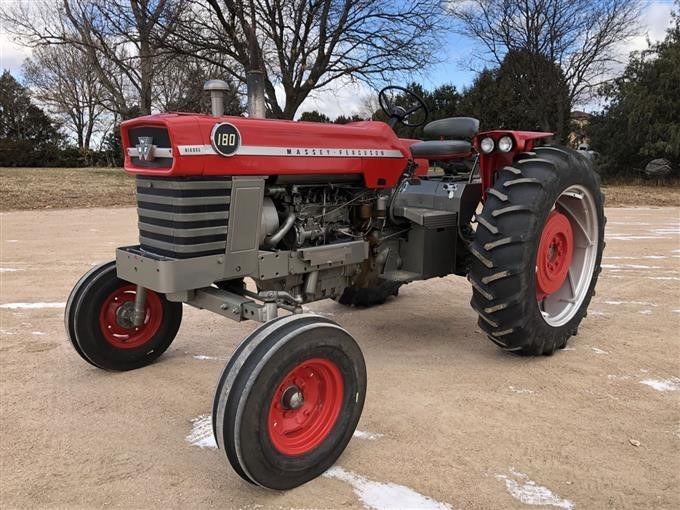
[203,79,230,117]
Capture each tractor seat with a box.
[410,140,471,158]
[424,117,479,138]
[408,117,479,159]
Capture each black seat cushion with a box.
[424,117,479,139]
[410,140,471,158]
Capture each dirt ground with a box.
[0,206,679,509]
[1,167,679,210]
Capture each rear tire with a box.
[468,146,605,355]
[67,261,183,370]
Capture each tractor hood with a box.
[121,114,415,188]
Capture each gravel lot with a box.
[1,206,679,509]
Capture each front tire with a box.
[213,314,366,490]
[66,261,183,370]
[468,146,605,355]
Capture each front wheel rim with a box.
[99,285,164,349]
[537,185,599,327]
[267,358,344,456]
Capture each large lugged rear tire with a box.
[468,146,605,355]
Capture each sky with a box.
[0,0,675,119]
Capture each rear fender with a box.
[474,130,553,197]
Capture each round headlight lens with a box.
[498,135,513,153]
[480,137,495,154]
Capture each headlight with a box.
[480,137,495,154]
[498,135,513,153]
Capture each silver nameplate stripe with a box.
[177,144,404,158]
[127,146,173,158]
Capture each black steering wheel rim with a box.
[378,86,428,127]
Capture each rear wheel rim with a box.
[537,185,599,327]
[267,358,344,456]
[99,285,164,349]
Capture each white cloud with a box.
[0,32,30,75]
[623,1,674,55]
[296,76,374,120]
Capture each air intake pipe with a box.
[203,79,230,117]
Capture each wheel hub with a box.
[115,301,135,329]
[281,385,304,410]
[268,358,344,456]
[98,285,164,349]
[536,210,574,298]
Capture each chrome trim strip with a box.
[127,146,173,158]
[177,144,404,158]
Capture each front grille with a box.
[136,176,231,259]
[128,126,173,168]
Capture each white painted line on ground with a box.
[0,302,66,309]
[192,355,226,361]
[606,236,670,240]
[5,240,18,243]
[0,268,23,272]
[186,415,217,449]
[496,469,574,509]
[0,329,16,335]
[640,378,680,392]
[31,331,46,336]
[603,255,669,260]
[602,300,657,307]
[508,386,535,394]
[591,347,609,355]
[353,430,384,440]
[601,264,662,269]
[638,310,653,315]
[324,466,452,510]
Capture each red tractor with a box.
[66,83,604,490]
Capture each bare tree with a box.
[22,45,108,149]
[166,0,448,119]
[2,0,187,118]
[153,55,243,114]
[448,0,641,105]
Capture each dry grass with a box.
[0,167,135,211]
[601,182,680,207]
[1,167,678,210]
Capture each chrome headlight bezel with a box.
[498,135,514,153]
[480,137,495,154]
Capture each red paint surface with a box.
[122,115,412,188]
[267,357,344,456]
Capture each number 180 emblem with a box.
[211,122,241,157]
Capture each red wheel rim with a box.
[267,358,344,456]
[536,210,574,299]
[98,285,164,349]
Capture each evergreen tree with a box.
[588,11,680,176]
[0,70,62,166]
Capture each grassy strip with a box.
[1,167,135,211]
[1,167,678,210]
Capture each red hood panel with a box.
[122,114,411,188]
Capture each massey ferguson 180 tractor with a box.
[66,83,604,490]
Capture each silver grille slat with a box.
[137,208,229,222]
[136,176,231,259]
[137,194,231,206]
[138,221,228,237]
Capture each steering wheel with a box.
[378,86,429,128]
